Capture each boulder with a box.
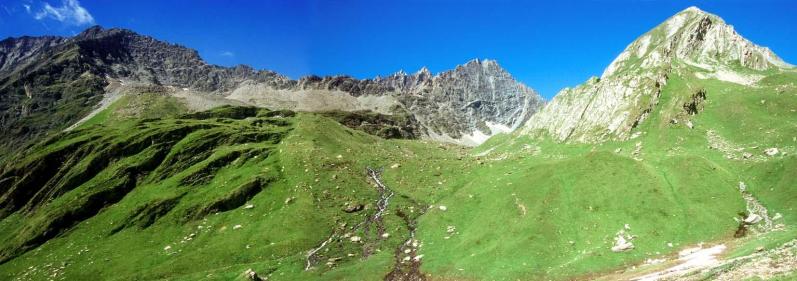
[744,213,762,224]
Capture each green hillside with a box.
[0,64,795,280]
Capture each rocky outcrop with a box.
[226,59,543,145]
[0,26,543,148]
[522,6,791,143]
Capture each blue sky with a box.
[1,0,795,99]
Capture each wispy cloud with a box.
[220,51,235,57]
[33,0,94,26]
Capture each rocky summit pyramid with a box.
[522,6,793,142]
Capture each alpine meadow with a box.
[1,3,796,281]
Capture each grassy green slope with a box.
[0,66,795,281]
[0,102,472,280]
[413,67,796,280]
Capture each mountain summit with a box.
[522,6,793,142]
[602,6,790,78]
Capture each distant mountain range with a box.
[0,26,543,157]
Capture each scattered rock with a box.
[381,233,390,238]
[765,147,779,156]
[446,225,456,234]
[233,224,243,230]
[350,236,362,242]
[343,203,364,213]
[243,268,265,281]
[611,226,635,252]
[244,204,254,209]
[438,205,447,211]
[744,214,762,224]
[645,258,665,265]
[686,120,694,129]
[612,235,634,252]
[742,152,753,159]
[390,163,400,169]
[163,245,172,251]
[284,197,296,204]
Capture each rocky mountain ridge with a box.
[0,26,543,149]
[522,6,793,142]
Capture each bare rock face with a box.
[228,59,543,145]
[0,36,68,74]
[0,26,543,147]
[522,6,791,143]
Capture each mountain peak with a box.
[526,7,793,143]
[416,66,431,75]
[601,7,790,78]
[680,6,705,15]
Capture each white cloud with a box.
[23,4,31,13]
[33,0,94,26]
[220,51,235,57]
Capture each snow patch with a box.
[486,121,512,134]
[460,129,491,146]
[634,244,726,281]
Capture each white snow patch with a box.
[445,121,513,146]
[460,130,491,146]
[486,121,512,134]
[634,244,726,281]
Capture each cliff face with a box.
[223,59,543,145]
[0,27,543,148]
[522,6,791,143]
